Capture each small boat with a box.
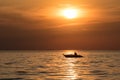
[63,52,83,58]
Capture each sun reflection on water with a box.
[65,58,79,79]
[64,50,76,54]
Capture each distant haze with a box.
[0,0,120,50]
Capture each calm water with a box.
[0,50,120,80]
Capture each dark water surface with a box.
[0,50,120,80]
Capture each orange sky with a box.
[0,0,120,50]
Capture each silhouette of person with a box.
[74,52,77,55]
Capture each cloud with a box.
[0,6,59,30]
[0,0,120,49]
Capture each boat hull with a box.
[64,55,83,58]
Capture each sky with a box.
[0,0,120,50]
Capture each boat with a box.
[63,52,83,58]
[64,54,83,58]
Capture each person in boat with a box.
[74,52,77,55]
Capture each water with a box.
[0,50,120,80]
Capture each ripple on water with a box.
[4,62,16,65]
[107,65,116,68]
[95,79,102,80]
[90,60,103,64]
[0,78,23,80]
[16,71,28,75]
[90,70,108,75]
[15,70,38,75]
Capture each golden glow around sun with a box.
[61,8,78,19]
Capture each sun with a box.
[61,8,78,19]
